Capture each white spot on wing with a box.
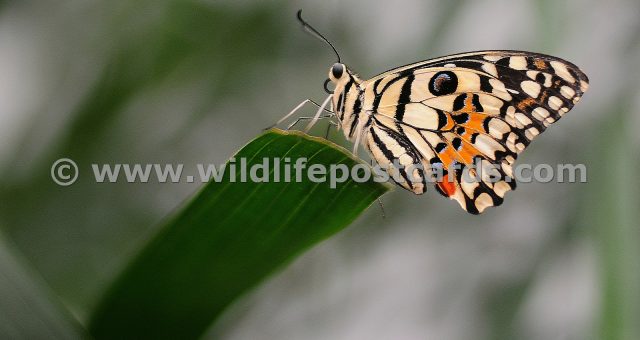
[488,119,510,139]
[543,73,552,87]
[474,134,504,160]
[560,86,576,99]
[550,61,576,83]
[525,127,539,139]
[532,107,550,120]
[509,56,527,70]
[515,112,533,126]
[548,96,563,110]
[544,116,556,127]
[474,193,493,213]
[505,132,518,152]
[489,78,512,101]
[494,181,511,197]
[481,63,498,77]
[521,80,541,98]
[484,55,502,62]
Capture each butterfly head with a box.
[329,63,345,81]
[327,63,361,87]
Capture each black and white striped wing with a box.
[362,50,589,214]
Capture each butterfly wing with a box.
[361,51,589,214]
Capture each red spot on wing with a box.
[437,179,457,197]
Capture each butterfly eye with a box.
[331,63,344,79]
[429,71,458,96]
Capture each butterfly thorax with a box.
[328,63,369,142]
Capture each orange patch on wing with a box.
[534,58,547,70]
[538,90,549,103]
[437,178,457,197]
[461,112,487,132]
[517,97,536,111]
[456,140,480,164]
[441,111,456,130]
[432,145,458,197]
[438,147,458,168]
[460,93,477,113]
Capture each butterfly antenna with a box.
[297,9,341,63]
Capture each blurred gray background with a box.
[0,0,639,339]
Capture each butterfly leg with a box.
[352,130,361,156]
[324,121,337,139]
[286,115,334,130]
[264,98,334,131]
[351,117,370,157]
[304,94,333,132]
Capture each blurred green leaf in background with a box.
[1,0,289,315]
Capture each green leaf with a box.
[88,129,391,339]
[0,232,84,339]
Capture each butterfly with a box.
[281,10,589,214]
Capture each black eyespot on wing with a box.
[456,127,466,135]
[429,71,458,96]
[332,64,344,79]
